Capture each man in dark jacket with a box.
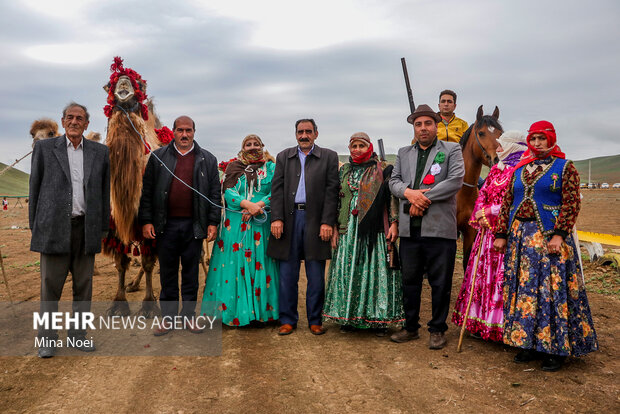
[139,115,220,335]
[29,102,110,358]
[267,118,339,335]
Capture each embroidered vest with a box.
[509,157,567,235]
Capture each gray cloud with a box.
[1,0,619,173]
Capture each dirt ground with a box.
[0,190,618,413]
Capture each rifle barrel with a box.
[401,57,416,113]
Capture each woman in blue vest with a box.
[493,120,597,372]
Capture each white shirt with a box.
[173,142,195,156]
[66,136,86,217]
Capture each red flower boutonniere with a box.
[422,174,435,185]
[352,209,359,216]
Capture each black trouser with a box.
[157,217,202,319]
[400,227,456,333]
[39,216,94,339]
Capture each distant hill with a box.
[338,153,620,184]
[0,162,29,196]
[573,155,620,184]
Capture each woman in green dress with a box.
[323,132,404,334]
[201,135,279,326]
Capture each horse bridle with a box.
[475,129,496,167]
[462,126,500,188]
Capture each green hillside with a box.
[339,153,620,184]
[573,155,620,184]
[0,162,29,196]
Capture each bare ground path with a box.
[0,191,619,413]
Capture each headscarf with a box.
[349,132,374,164]
[222,134,267,192]
[514,120,566,170]
[496,130,527,170]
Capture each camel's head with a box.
[29,118,59,148]
[113,75,135,103]
[103,57,148,120]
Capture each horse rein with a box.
[462,126,500,189]
[475,129,496,167]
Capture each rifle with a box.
[401,57,416,114]
[377,138,386,162]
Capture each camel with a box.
[101,57,167,317]
[29,118,101,145]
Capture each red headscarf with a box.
[349,132,374,164]
[514,120,566,170]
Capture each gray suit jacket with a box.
[389,139,464,239]
[29,135,110,254]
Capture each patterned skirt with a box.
[452,228,504,342]
[322,215,404,329]
[502,220,598,356]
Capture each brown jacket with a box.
[267,145,339,261]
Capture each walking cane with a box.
[0,246,17,317]
[457,228,486,352]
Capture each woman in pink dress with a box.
[452,130,527,341]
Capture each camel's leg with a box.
[126,267,144,292]
[136,254,159,318]
[106,253,131,316]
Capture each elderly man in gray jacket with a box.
[389,104,464,349]
[29,102,110,358]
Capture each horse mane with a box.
[460,125,473,149]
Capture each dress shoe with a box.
[541,355,566,372]
[278,324,296,335]
[67,336,96,352]
[37,346,55,358]
[153,326,172,337]
[429,332,447,349]
[390,329,419,343]
[185,319,204,334]
[310,325,326,335]
[514,349,538,363]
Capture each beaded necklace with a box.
[347,168,361,192]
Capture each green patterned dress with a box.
[323,162,404,328]
[201,161,279,326]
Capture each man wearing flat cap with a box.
[389,104,464,349]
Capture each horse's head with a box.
[472,105,503,167]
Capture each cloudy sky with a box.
[1,0,619,173]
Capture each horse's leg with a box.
[107,253,131,316]
[462,226,476,273]
[136,253,159,318]
[126,267,144,292]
